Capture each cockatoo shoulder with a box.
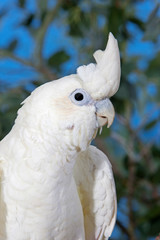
[74,145,117,240]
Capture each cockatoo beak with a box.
[95,99,115,128]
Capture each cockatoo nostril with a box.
[96,112,108,127]
[95,113,107,118]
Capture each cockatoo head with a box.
[17,33,120,152]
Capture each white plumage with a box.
[74,146,117,240]
[0,33,120,240]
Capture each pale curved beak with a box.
[95,99,115,128]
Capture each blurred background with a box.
[0,0,160,239]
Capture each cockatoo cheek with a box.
[66,105,97,147]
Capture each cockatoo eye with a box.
[69,89,92,106]
[74,93,84,101]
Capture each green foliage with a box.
[0,87,28,139]
[8,39,18,51]
[0,0,159,239]
[18,0,26,8]
[144,119,158,130]
[48,50,70,70]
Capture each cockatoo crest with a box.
[77,32,121,99]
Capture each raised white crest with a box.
[77,33,121,99]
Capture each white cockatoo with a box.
[0,33,120,240]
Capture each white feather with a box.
[77,33,121,99]
[74,145,117,240]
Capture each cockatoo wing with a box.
[74,145,117,240]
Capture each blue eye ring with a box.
[69,88,92,106]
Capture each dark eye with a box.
[74,93,84,101]
[69,89,92,106]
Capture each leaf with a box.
[152,146,160,159]
[115,79,137,101]
[8,39,18,51]
[128,17,145,31]
[107,4,126,36]
[123,155,129,170]
[0,8,7,18]
[136,162,148,179]
[111,97,126,114]
[48,50,70,69]
[144,119,157,130]
[149,165,160,184]
[21,14,35,26]
[68,7,91,37]
[40,10,47,23]
[143,4,160,42]
[37,0,47,12]
[145,52,160,79]
[18,0,26,8]
[99,127,110,138]
[62,0,78,10]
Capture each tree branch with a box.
[111,132,140,162]
[0,50,35,68]
[0,49,57,81]
[116,219,130,238]
[112,115,138,239]
[35,0,64,63]
[0,0,65,81]
[127,156,137,240]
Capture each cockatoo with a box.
[0,33,120,240]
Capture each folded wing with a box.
[74,145,117,240]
